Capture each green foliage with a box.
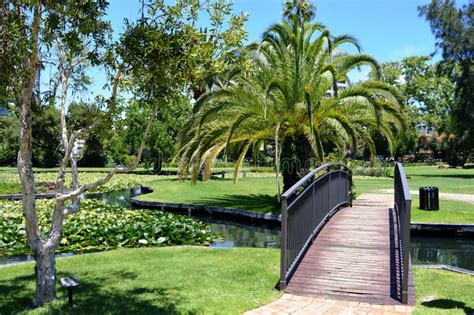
[419,0,474,163]
[371,56,457,158]
[374,56,455,131]
[177,3,405,187]
[0,112,19,165]
[111,96,192,171]
[0,199,217,256]
[0,3,30,106]
[31,103,62,167]
[352,166,391,177]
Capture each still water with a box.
[1,187,472,270]
[411,235,474,270]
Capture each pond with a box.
[411,235,474,270]
[81,187,281,249]
[1,187,473,271]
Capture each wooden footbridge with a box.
[279,163,415,305]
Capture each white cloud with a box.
[390,45,431,60]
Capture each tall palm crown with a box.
[176,3,405,192]
[283,0,316,24]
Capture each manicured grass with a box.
[0,247,281,314]
[353,166,474,194]
[413,267,474,314]
[411,198,474,224]
[141,177,281,214]
[405,167,474,194]
[352,176,392,195]
[142,171,473,223]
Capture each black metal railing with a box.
[279,163,352,289]
[394,162,412,304]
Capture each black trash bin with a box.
[419,187,439,210]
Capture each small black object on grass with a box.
[60,276,79,308]
[419,187,439,211]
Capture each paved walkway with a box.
[378,189,474,204]
[245,294,413,314]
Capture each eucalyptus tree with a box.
[2,0,196,307]
[176,1,405,193]
[419,0,473,163]
[372,56,456,158]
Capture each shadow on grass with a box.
[194,194,280,215]
[421,299,474,314]
[0,270,195,314]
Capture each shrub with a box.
[352,166,391,177]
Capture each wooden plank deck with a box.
[285,194,415,305]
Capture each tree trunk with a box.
[281,133,315,192]
[153,155,163,174]
[33,248,57,306]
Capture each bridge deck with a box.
[286,194,415,305]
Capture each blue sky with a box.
[79,0,462,100]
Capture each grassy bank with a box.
[0,247,281,314]
[413,267,474,314]
[353,166,474,194]
[140,177,281,214]
[411,198,474,224]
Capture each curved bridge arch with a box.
[279,163,414,305]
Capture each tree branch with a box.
[17,3,43,248]
[57,101,160,201]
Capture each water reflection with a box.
[411,236,474,270]
[205,219,280,248]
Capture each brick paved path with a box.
[245,294,413,314]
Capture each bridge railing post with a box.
[394,163,412,304]
[279,196,288,290]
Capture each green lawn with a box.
[411,197,474,224]
[140,169,473,223]
[140,177,281,214]
[413,267,474,314]
[352,176,392,195]
[0,247,281,314]
[1,249,472,314]
[353,166,474,194]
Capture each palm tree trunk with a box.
[275,124,281,202]
[281,132,314,191]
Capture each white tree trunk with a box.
[33,248,57,306]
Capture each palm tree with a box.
[283,0,316,24]
[176,4,405,196]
